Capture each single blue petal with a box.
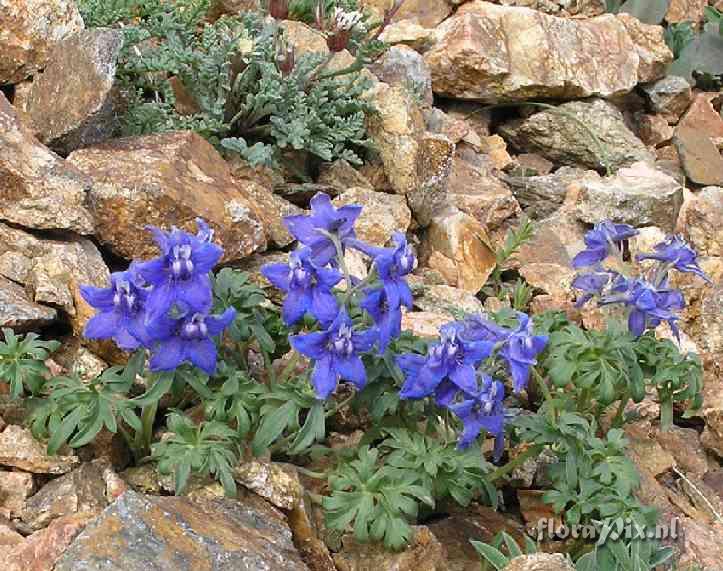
[205,308,237,336]
[261,263,291,291]
[177,274,213,313]
[311,355,337,399]
[311,288,339,325]
[192,241,223,274]
[449,364,478,395]
[149,337,185,372]
[186,338,218,375]
[84,312,121,341]
[290,331,329,360]
[335,355,366,388]
[628,309,647,337]
[80,285,115,311]
[572,248,606,269]
[283,288,312,326]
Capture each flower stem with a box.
[660,398,674,431]
[488,444,545,482]
[296,466,328,479]
[532,367,556,422]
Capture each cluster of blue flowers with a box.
[81,220,236,375]
[572,222,711,339]
[263,193,549,455]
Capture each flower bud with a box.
[275,40,295,77]
[269,0,289,20]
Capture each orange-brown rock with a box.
[665,0,708,23]
[424,2,666,102]
[0,0,84,85]
[23,29,123,155]
[360,0,452,28]
[333,188,411,247]
[0,93,94,234]
[677,186,722,257]
[678,92,723,139]
[616,13,673,83]
[67,131,267,262]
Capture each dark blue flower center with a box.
[289,258,313,289]
[113,281,138,314]
[330,323,354,357]
[170,244,194,280]
[181,313,209,340]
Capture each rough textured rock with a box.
[496,0,605,16]
[23,29,123,155]
[504,553,576,571]
[678,186,722,257]
[67,131,267,262]
[498,98,654,171]
[334,526,447,571]
[0,426,78,475]
[635,113,674,147]
[0,471,34,519]
[318,160,373,191]
[504,167,597,220]
[0,277,57,332]
[674,125,723,187]
[640,76,693,122]
[0,223,110,335]
[0,93,94,233]
[54,490,309,571]
[413,284,484,316]
[2,513,93,571]
[378,21,436,52]
[665,0,708,23]
[0,0,84,85]
[616,13,673,83]
[360,0,452,28]
[237,180,302,248]
[21,462,110,531]
[678,93,723,139]
[370,45,433,106]
[570,162,684,231]
[424,2,665,102]
[365,83,425,195]
[420,207,497,292]
[401,311,451,338]
[406,133,457,227]
[234,461,302,511]
[333,188,412,247]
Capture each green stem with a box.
[611,393,629,428]
[296,466,328,479]
[139,399,159,458]
[660,398,674,431]
[488,444,545,482]
[532,367,557,422]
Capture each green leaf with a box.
[132,372,174,406]
[470,541,509,570]
[47,406,85,455]
[251,400,296,456]
[289,400,325,455]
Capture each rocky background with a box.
[0,0,722,569]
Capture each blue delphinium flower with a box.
[463,312,548,393]
[80,263,152,351]
[601,277,685,339]
[284,193,363,265]
[447,376,506,460]
[136,219,223,318]
[261,247,342,326]
[572,221,638,268]
[290,310,377,399]
[357,232,416,310]
[571,267,617,308]
[637,235,711,283]
[397,322,495,403]
[147,306,237,375]
[360,288,402,353]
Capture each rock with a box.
[0,426,78,475]
[674,518,723,571]
[639,76,693,123]
[507,153,554,176]
[332,188,411,247]
[360,0,452,28]
[674,125,723,187]
[0,223,110,335]
[239,179,302,248]
[0,522,24,548]
[504,553,576,571]
[21,461,110,531]
[424,2,661,103]
[635,113,674,147]
[0,0,84,85]
[67,131,267,262]
[413,285,484,316]
[504,167,596,220]
[365,83,425,196]
[234,461,303,511]
[678,93,723,139]
[520,262,575,300]
[420,207,497,293]
[333,526,447,571]
[497,0,605,16]
[665,0,708,23]
[23,29,123,155]
[280,20,328,55]
[479,135,513,171]
[447,155,520,237]
[2,513,93,571]
[678,186,722,257]
[378,21,436,52]
[570,161,684,231]
[656,427,708,478]
[498,98,654,171]
[616,13,673,83]
[318,160,373,191]
[0,93,94,234]
[0,471,34,518]
[370,45,433,106]
[0,277,57,332]
[516,211,587,270]
[427,506,527,571]
[401,311,451,338]
[53,490,309,571]
[406,133,457,227]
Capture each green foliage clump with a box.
[0,328,59,398]
[669,8,723,88]
[75,0,377,170]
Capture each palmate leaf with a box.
[0,329,60,398]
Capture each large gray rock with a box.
[54,490,310,571]
[498,98,654,171]
[0,277,57,332]
[370,45,433,106]
[0,93,94,234]
[24,28,124,155]
[0,0,84,85]
[571,161,684,231]
[678,186,722,257]
[640,75,693,122]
